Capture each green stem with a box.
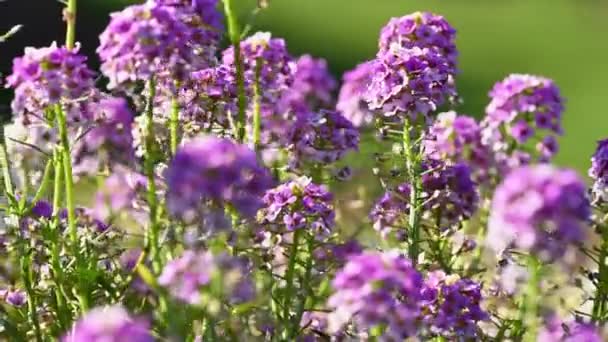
[51,151,70,329]
[522,256,541,342]
[403,118,421,265]
[282,229,302,336]
[593,224,608,321]
[26,159,53,212]
[0,127,13,197]
[144,79,161,274]
[252,58,262,150]
[169,96,180,156]
[65,0,77,50]
[222,0,247,142]
[22,253,43,342]
[293,235,314,338]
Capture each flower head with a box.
[488,165,590,262]
[336,60,376,128]
[327,251,423,339]
[589,139,608,202]
[63,305,152,342]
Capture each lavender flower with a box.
[62,305,153,342]
[379,11,458,68]
[98,2,211,89]
[421,271,487,339]
[72,97,135,177]
[424,111,494,182]
[93,168,149,225]
[288,109,359,167]
[370,161,478,238]
[5,42,95,125]
[158,250,254,305]
[482,74,564,167]
[280,54,337,115]
[166,136,273,228]
[487,165,590,262]
[258,176,335,236]
[4,289,26,307]
[538,317,604,342]
[589,139,608,202]
[327,251,423,339]
[365,45,457,121]
[336,60,375,128]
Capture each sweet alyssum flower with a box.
[258,176,335,236]
[327,251,423,339]
[370,161,478,238]
[378,11,457,69]
[62,305,153,342]
[487,165,590,262]
[482,74,564,167]
[6,42,96,125]
[166,136,273,228]
[158,250,255,305]
[336,60,376,128]
[589,139,608,202]
[287,109,359,168]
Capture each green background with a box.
[2,0,607,175]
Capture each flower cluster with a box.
[63,306,153,342]
[538,317,604,342]
[327,251,423,339]
[158,250,254,305]
[258,176,334,235]
[421,271,488,339]
[482,74,564,166]
[6,43,95,124]
[488,165,590,262]
[166,136,273,229]
[370,161,478,237]
[589,139,608,202]
[379,11,458,68]
[336,60,375,128]
[288,109,359,167]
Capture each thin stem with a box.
[27,159,53,212]
[169,96,180,156]
[144,79,161,274]
[252,58,262,150]
[222,0,247,142]
[22,253,43,342]
[282,229,302,336]
[522,256,541,342]
[403,118,421,264]
[0,127,14,197]
[64,0,77,50]
[593,223,608,322]
[293,234,314,338]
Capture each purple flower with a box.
[288,109,359,167]
[98,2,213,89]
[421,271,488,339]
[482,74,564,167]
[158,250,255,305]
[589,139,608,202]
[5,43,96,125]
[279,54,337,115]
[327,251,423,339]
[5,290,26,307]
[166,136,273,229]
[538,317,604,342]
[336,60,375,128]
[370,161,478,238]
[379,12,457,69]
[62,305,153,342]
[487,165,590,262]
[424,111,494,182]
[258,176,335,236]
[94,168,149,224]
[72,97,135,177]
[365,45,457,121]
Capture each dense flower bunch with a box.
[258,176,334,235]
[288,109,359,167]
[378,11,458,68]
[488,165,590,262]
[158,250,254,305]
[590,139,608,202]
[327,251,423,339]
[421,271,488,339]
[336,60,375,128]
[5,43,95,124]
[166,136,273,228]
[63,306,153,342]
[482,74,564,166]
[5,2,608,341]
[370,161,478,237]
